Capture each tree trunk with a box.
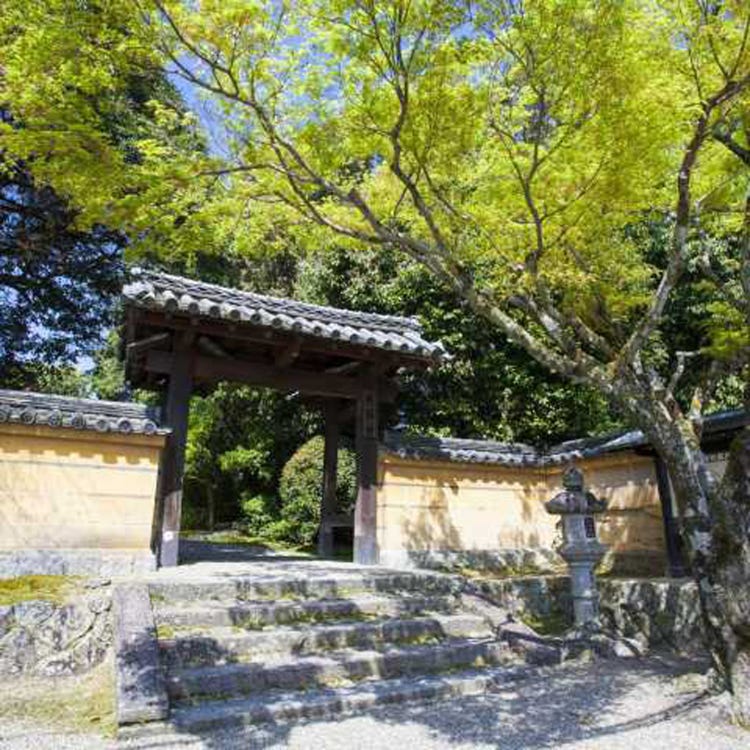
[714,417,750,723]
[614,381,750,723]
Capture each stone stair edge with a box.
[146,571,464,601]
[166,663,534,732]
[158,611,488,641]
[169,635,503,674]
[165,637,512,701]
[152,589,459,609]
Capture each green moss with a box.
[0,575,80,606]
[0,658,116,737]
[400,632,442,648]
[156,624,177,639]
[518,611,570,636]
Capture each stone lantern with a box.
[546,466,608,630]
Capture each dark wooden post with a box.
[354,374,379,565]
[654,455,688,577]
[158,331,193,567]
[318,401,340,558]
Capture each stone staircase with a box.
[122,568,541,737]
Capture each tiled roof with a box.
[383,409,748,467]
[123,268,448,362]
[382,434,542,466]
[0,389,168,436]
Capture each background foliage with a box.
[0,0,746,548]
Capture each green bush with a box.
[239,492,278,538]
[277,436,357,547]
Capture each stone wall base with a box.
[598,578,702,653]
[472,574,703,653]
[0,579,112,676]
[379,547,565,575]
[0,549,156,579]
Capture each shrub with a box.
[239,492,279,538]
[277,436,357,547]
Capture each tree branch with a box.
[618,74,750,370]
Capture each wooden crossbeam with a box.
[126,332,171,356]
[198,335,232,359]
[132,309,432,366]
[325,360,361,375]
[274,338,301,368]
[144,350,397,402]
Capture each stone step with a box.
[163,664,531,733]
[155,592,460,630]
[159,613,493,668]
[166,638,512,700]
[148,570,461,605]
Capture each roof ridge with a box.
[0,389,167,436]
[384,409,747,467]
[130,267,424,334]
[0,388,152,413]
[388,433,536,452]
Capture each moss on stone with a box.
[0,657,116,737]
[0,575,80,606]
[519,611,570,636]
[155,623,175,639]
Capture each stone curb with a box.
[113,583,169,725]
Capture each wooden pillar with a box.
[354,376,379,565]
[654,455,688,577]
[158,332,193,567]
[318,401,340,559]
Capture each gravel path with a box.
[1,656,747,750]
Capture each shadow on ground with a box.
[120,653,736,750]
[178,540,313,565]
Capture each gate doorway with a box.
[121,268,446,567]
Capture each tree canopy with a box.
[2,1,747,393]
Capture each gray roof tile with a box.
[123,268,448,362]
[383,409,747,467]
[0,389,168,436]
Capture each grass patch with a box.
[0,657,116,737]
[519,611,570,636]
[0,575,81,606]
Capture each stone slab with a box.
[113,583,169,725]
[164,664,533,732]
[0,549,156,579]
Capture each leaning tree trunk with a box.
[713,411,750,723]
[614,380,750,723]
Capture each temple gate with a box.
[121,268,446,567]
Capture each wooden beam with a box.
[197,335,232,359]
[318,401,341,559]
[353,368,379,565]
[654,455,688,577]
[156,331,193,568]
[144,350,398,402]
[126,332,171,356]
[274,338,301,368]
[325,360,361,375]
